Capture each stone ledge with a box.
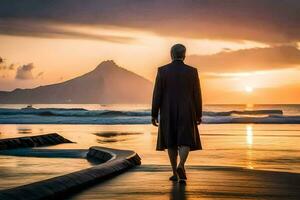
[0,146,141,200]
[0,133,73,150]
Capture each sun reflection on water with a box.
[246,125,254,169]
[246,125,253,147]
[247,150,254,169]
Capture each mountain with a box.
[0,60,153,104]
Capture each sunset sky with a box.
[1,0,300,104]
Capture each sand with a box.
[69,165,300,200]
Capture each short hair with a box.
[171,44,186,60]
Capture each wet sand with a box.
[0,147,95,190]
[69,165,300,200]
[0,124,300,199]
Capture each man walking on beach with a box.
[151,44,202,182]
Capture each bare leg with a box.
[178,146,190,169]
[168,147,178,175]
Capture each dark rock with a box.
[0,133,72,150]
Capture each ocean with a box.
[1,104,300,124]
[0,104,299,189]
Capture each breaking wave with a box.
[0,107,299,124]
[0,108,150,117]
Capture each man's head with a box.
[171,44,186,61]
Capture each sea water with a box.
[1,104,300,124]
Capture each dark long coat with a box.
[151,60,202,151]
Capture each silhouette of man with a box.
[151,44,202,182]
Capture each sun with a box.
[245,86,253,93]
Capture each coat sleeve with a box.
[193,69,202,120]
[151,69,163,119]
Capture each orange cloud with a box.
[15,63,35,80]
[187,46,300,72]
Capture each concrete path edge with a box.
[0,146,141,200]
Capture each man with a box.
[151,44,202,182]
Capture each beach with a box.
[2,1,300,198]
[0,104,300,199]
[68,165,300,200]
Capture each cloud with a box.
[201,73,250,80]
[0,19,135,43]
[0,0,300,43]
[15,63,35,80]
[187,46,300,72]
[0,57,14,79]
